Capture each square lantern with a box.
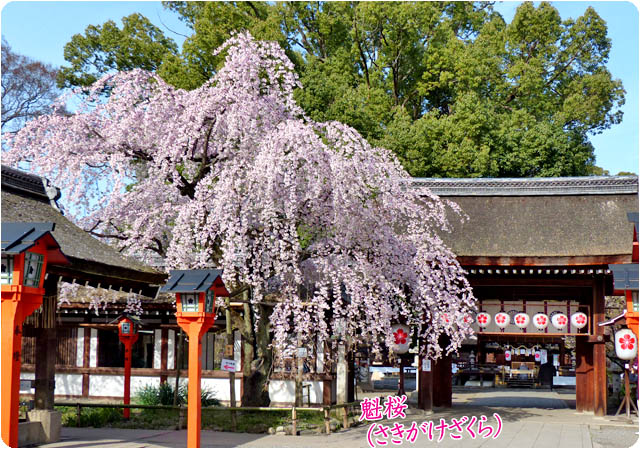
[160,269,229,318]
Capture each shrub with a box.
[134,381,218,406]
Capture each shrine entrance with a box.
[419,272,607,414]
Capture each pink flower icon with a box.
[478,314,488,324]
[515,315,525,325]
[393,328,408,345]
[496,314,506,324]
[558,316,567,326]
[620,334,636,351]
[536,316,546,325]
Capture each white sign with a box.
[541,349,548,364]
[422,359,431,372]
[297,347,308,358]
[220,358,236,372]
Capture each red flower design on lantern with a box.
[393,328,408,345]
[496,314,506,324]
[576,315,586,325]
[620,334,636,351]
[557,316,567,326]
[536,316,546,325]
[515,315,525,325]
[478,314,488,325]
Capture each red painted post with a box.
[117,316,139,420]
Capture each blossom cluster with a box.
[5,32,476,360]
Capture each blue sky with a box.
[1,1,638,175]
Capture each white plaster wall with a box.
[153,329,162,369]
[165,377,241,402]
[167,330,175,370]
[268,380,323,404]
[89,329,98,367]
[316,340,324,373]
[234,330,241,371]
[76,328,84,367]
[54,374,83,396]
[89,375,160,397]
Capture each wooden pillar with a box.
[347,350,355,402]
[160,328,168,383]
[35,278,58,410]
[593,277,607,416]
[575,337,594,412]
[432,336,452,408]
[34,328,57,409]
[82,329,91,397]
[417,356,433,411]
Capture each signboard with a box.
[224,344,234,358]
[297,347,308,358]
[221,358,236,372]
[422,359,431,372]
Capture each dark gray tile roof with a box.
[2,222,56,254]
[609,263,639,290]
[160,269,224,293]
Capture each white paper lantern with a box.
[495,312,510,329]
[441,313,451,324]
[615,329,638,360]
[504,350,511,361]
[391,324,410,354]
[570,312,588,330]
[476,312,491,328]
[534,351,541,361]
[551,313,568,330]
[532,313,549,330]
[514,312,530,329]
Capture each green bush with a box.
[134,381,218,406]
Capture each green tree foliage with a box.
[57,13,179,89]
[57,1,625,178]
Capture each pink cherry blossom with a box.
[4,33,476,361]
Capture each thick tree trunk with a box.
[241,298,272,406]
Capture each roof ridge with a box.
[411,175,638,196]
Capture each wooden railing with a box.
[54,401,361,435]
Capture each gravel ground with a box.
[590,425,639,448]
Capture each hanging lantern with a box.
[441,313,450,324]
[534,351,541,362]
[615,329,638,360]
[495,312,510,329]
[458,314,474,325]
[504,350,511,361]
[514,312,530,329]
[476,312,491,329]
[391,324,410,355]
[570,312,588,330]
[551,313,568,330]
[532,313,549,330]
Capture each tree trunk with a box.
[241,296,272,406]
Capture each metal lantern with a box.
[615,329,638,360]
[551,313,568,330]
[391,324,410,354]
[532,313,549,330]
[514,312,530,329]
[570,312,588,330]
[495,312,510,329]
[476,312,491,328]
